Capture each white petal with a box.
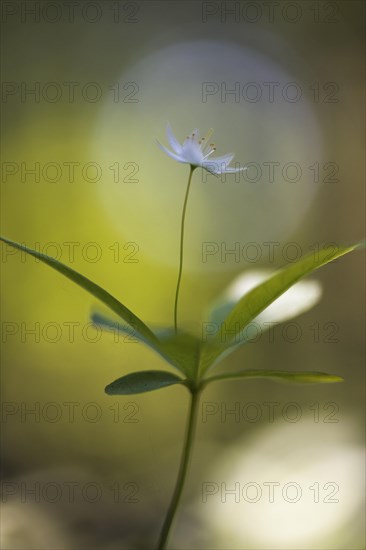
[203,154,246,175]
[156,140,186,163]
[219,166,247,174]
[157,126,246,175]
[201,162,221,176]
[182,139,204,165]
[166,124,182,154]
[210,153,234,165]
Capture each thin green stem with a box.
[174,165,195,334]
[155,388,201,550]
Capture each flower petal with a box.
[166,124,182,154]
[156,140,185,163]
[210,153,235,165]
[157,126,245,175]
[219,166,247,174]
[201,162,221,176]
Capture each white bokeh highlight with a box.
[93,39,323,270]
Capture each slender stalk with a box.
[174,165,195,334]
[155,388,201,550]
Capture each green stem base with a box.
[155,389,201,549]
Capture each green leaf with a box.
[91,311,172,344]
[158,331,202,379]
[0,237,199,378]
[204,370,344,385]
[105,370,185,395]
[200,243,361,374]
[0,236,158,346]
[91,310,201,378]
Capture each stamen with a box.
[202,149,215,160]
[204,129,214,143]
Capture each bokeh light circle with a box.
[94,40,322,271]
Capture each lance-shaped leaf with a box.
[205,271,322,332]
[91,311,201,378]
[0,236,157,344]
[91,311,173,344]
[105,370,185,395]
[0,237,196,377]
[199,243,360,374]
[158,331,202,379]
[203,370,344,386]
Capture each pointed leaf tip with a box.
[200,242,362,373]
[204,370,344,386]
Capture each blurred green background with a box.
[1,1,365,548]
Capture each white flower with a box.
[157,124,246,175]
